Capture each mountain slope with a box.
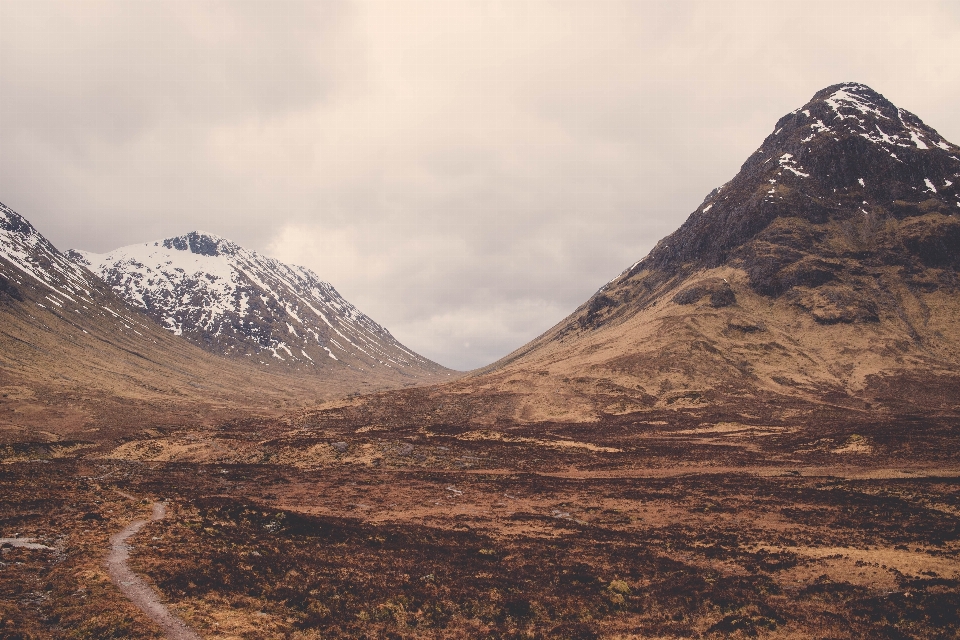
[324,83,960,426]
[0,202,444,444]
[67,233,449,381]
[468,82,960,420]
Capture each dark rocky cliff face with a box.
[646,83,959,270]
[162,231,226,257]
[580,83,960,329]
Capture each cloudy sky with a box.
[2,1,959,370]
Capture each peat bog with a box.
[3,403,960,639]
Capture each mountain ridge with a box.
[0,202,450,443]
[318,82,960,426]
[486,82,960,359]
[67,231,450,379]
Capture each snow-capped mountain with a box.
[2,200,445,438]
[622,81,960,276]
[568,81,960,329]
[464,82,960,420]
[0,200,150,330]
[67,232,448,377]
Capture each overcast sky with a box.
[2,1,960,370]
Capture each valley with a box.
[2,82,960,638]
[4,404,960,638]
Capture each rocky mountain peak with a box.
[0,202,34,236]
[742,82,957,181]
[161,231,238,257]
[474,84,960,420]
[1,201,99,305]
[621,83,959,278]
[558,83,960,334]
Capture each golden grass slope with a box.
[463,262,960,423]
[0,254,452,443]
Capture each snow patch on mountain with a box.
[0,202,165,340]
[824,84,887,119]
[778,153,809,178]
[1,202,93,299]
[796,83,956,153]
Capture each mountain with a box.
[67,233,450,379]
[0,202,446,444]
[477,82,960,418]
[321,83,960,426]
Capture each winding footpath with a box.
[105,502,201,640]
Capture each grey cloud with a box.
[2,1,960,370]
[0,1,348,138]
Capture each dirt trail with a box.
[105,502,201,640]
